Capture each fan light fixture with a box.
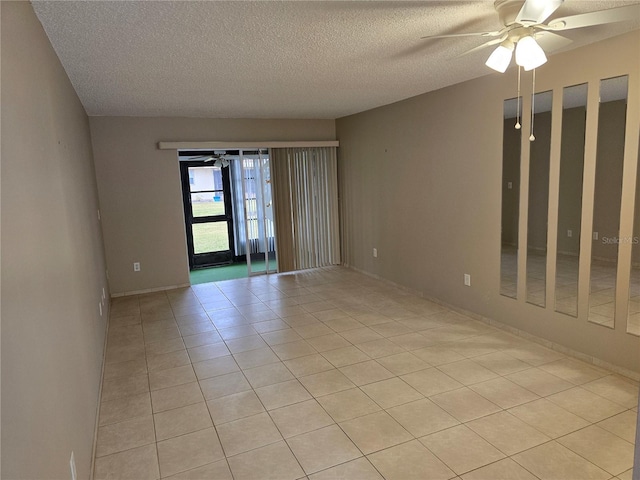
[515,35,547,70]
[485,36,547,73]
[485,43,514,73]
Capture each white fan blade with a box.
[421,31,501,40]
[516,0,564,24]
[458,35,507,57]
[546,4,640,31]
[534,31,572,52]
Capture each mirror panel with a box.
[500,97,522,298]
[526,90,553,307]
[589,75,628,328]
[555,83,588,316]
[627,133,640,336]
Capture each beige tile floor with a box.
[94,266,639,479]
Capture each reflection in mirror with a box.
[589,75,628,328]
[501,97,522,298]
[555,84,588,316]
[627,134,640,336]
[526,90,553,307]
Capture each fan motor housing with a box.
[494,0,527,26]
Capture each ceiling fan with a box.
[189,152,231,168]
[423,0,640,73]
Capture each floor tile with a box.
[145,337,185,357]
[340,410,412,454]
[512,441,609,480]
[356,338,406,358]
[298,369,355,397]
[192,355,239,380]
[93,443,159,480]
[216,412,283,457]
[182,331,223,349]
[225,335,270,355]
[368,439,455,480]
[316,388,381,422]
[146,347,192,374]
[95,415,156,457]
[460,458,537,480]
[306,333,352,352]
[469,376,539,409]
[411,346,465,366]
[508,397,590,438]
[164,459,232,479]
[103,357,148,381]
[547,386,627,422]
[339,327,383,344]
[206,390,265,425]
[270,399,335,438]
[420,424,505,475]
[199,371,251,400]
[294,323,334,339]
[539,358,608,385]
[284,354,335,377]
[99,392,152,426]
[233,347,281,369]
[261,329,303,346]
[242,362,294,388]
[400,368,463,396]
[227,441,305,480]
[101,373,150,402]
[272,340,318,360]
[437,359,499,385]
[430,387,501,422]
[286,424,361,475]
[557,425,634,475]
[187,342,231,363]
[339,360,395,386]
[321,346,370,367]
[375,351,430,375]
[597,410,637,443]
[361,377,423,409]
[157,427,225,478]
[387,398,459,436]
[151,382,204,413]
[466,411,551,455]
[308,457,383,480]
[582,375,639,408]
[472,351,531,375]
[506,367,574,396]
[255,379,312,410]
[153,402,213,441]
[149,365,195,391]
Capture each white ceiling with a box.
[32,0,640,119]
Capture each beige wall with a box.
[90,117,335,294]
[337,31,640,374]
[1,2,109,478]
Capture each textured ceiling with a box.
[32,0,640,119]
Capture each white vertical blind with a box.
[271,147,340,271]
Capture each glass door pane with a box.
[241,150,277,275]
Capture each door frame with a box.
[179,159,235,269]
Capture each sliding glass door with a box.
[240,150,277,275]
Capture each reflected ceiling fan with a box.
[189,152,231,167]
[423,0,640,73]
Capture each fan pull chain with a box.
[515,66,521,130]
[529,68,536,142]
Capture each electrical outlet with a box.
[464,274,471,287]
[507,181,513,189]
[567,229,572,238]
[593,231,599,240]
[373,248,378,258]
[70,451,77,480]
[133,262,141,272]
